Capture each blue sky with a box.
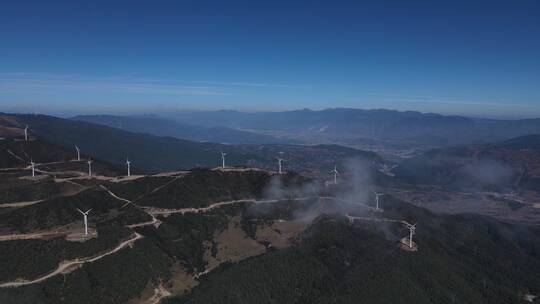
[1,0,539,118]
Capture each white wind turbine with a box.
[30,158,35,178]
[277,157,284,174]
[24,125,29,141]
[75,145,81,161]
[403,222,417,249]
[221,151,227,168]
[126,157,131,177]
[331,165,339,184]
[87,158,93,176]
[77,208,92,235]
[373,192,384,211]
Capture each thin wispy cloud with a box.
[0,73,314,99]
[191,80,311,89]
[0,73,232,96]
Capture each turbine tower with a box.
[126,157,131,177]
[30,158,35,178]
[373,192,384,211]
[75,145,81,161]
[77,208,92,235]
[24,125,29,141]
[221,151,227,168]
[404,222,417,249]
[331,165,339,184]
[87,158,93,176]
[277,157,284,174]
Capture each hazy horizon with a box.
[2,106,540,121]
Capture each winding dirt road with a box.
[0,199,44,208]
[100,185,133,207]
[0,233,143,288]
[100,185,161,228]
[345,214,410,226]
[0,230,63,241]
[145,197,312,216]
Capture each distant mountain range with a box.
[72,115,294,145]
[159,108,540,148]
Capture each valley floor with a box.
[387,185,540,225]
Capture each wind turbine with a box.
[77,208,92,235]
[221,151,227,168]
[330,165,339,184]
[24,125,29,141]
[87,158,93,176]
[30,158,35,178]
[404,222,417,249]
[126,157,131,177]
[75,145,81,161]
[373,192,384,211]
[277,157,284,174]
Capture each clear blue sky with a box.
[1,0,539,118]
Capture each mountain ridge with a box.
[160,108,540,148]
[72,114,295,145]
